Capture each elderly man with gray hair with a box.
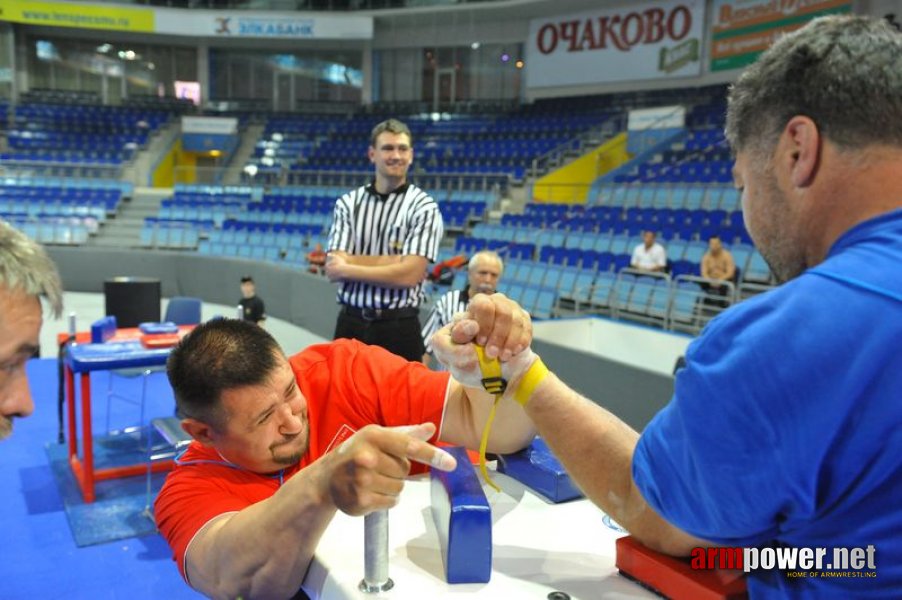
[421,250,503,366]
[0,220,63,440]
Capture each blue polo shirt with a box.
[633,209,902,598]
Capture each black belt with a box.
[341,305,419,322]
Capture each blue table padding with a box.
[138,321,179,334]
[66,340,173,373]
[430,446,492,584]
[90,316,117,344]
[497,437,583,503]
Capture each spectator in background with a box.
[238,276,266,326]
[421,250,503,366]
[306,242,327,275]
[326,118,443,362]
[0,220,63,441]
[700,235,736,306]
[630,230,667,272]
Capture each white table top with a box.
[303,470,657,599]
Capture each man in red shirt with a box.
[155,294,535,599]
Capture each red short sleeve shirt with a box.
[154,339,451,581]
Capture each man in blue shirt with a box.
[431,15,902,598]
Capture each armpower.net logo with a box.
[691,545,878,579]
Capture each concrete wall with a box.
[47,246,678,430]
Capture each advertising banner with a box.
[525,0,705,89]
[155,10,372,40]
[0,0,154,33]
[0,1,371,40]
[710,0,852,71]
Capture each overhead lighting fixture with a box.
[471,42,480,50]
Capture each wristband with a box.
[512,358,549,407]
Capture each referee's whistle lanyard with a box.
[174,449,287,486]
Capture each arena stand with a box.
[1,84,776,335]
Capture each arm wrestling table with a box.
[62,327,191,503]
[302,472,658,600]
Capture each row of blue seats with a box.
[258,185,346,198]
[314,142,562,158]
[454,236,769,283]
[7,130,146,143]
[640,159,732,176]
[162,199,249,209]
[288,162,523,177]
[219,212,332,228]
[197,241,326,266]
[443,268,715,327]
[208,229,319,249]
[0,202,107,223]
[519,206,743,228]
[8,140,140,153]
[508,214,742,234]
[660,148,732,163]
[220,220,329,234]
[280,172,509,190]
[615,165,732,185]
[439,201,486,214]
[1,177,132,193]
[7,217,91,245]
[0,195,118,213]
[13,103,170,121]
[592,184,740,210]
[0,186,121,200]
[1,151,132,165]
[559,274,708,330]
[253,198,335,213]
[473,224,744,252]
[140,226,200,250]
[498,220,751,245]
[174,184,257,196]
[144,217,214,231]
[157,206,233,225]
[171,193,252,205]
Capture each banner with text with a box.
[0,0,154,32]
[710,0,852,72]
[525,0,705,89]
[155,10,372,40]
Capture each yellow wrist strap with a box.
[472,347,549,492]
[513,358,549,407]
[474,346,504,493]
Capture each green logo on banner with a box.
[659,38,699,73]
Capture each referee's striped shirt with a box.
[422,288,470,354]
[327,181,443,309]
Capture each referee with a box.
[325,118,443,362]
[421,250,504,366]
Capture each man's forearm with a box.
[440,383,536,454]
[341,253,403,267]
[186,466,337,599]
[341,257,427,289]
[523,373,705,555]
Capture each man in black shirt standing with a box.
[325,119,443,361]
[238,276,266,326]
